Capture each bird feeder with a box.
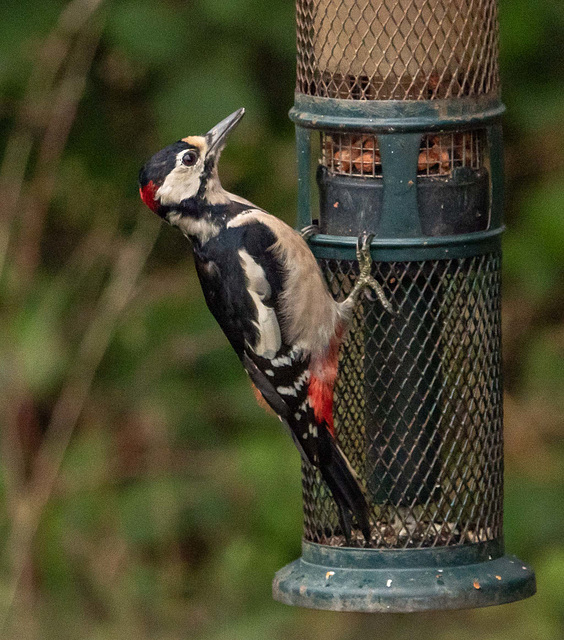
[273,0,536,612]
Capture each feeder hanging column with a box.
[273,0,536,612]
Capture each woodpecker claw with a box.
[300,224,320,240]
[344,233,395,315]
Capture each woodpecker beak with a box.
[205,108,245,154]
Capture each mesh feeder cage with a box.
[272,0,536,612]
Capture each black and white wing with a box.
[192,218,318,461]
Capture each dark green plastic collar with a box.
[308,228,503,262]
[290,94,505,132]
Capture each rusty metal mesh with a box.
[321,129,485,177]
[302,253,503,547]
[296,0,500,100]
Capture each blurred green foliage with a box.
[0,1,562,638]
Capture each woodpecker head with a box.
[138,108,245,221]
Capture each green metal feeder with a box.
[273,0,536,612]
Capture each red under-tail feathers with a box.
[307,325,344,437]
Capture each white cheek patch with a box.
[156,164,201,206]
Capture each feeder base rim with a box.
[273,553,536,612]
[300,538,504,569]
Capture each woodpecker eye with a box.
[182,150,199,166]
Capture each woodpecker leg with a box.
[300,224,320,240]
[342,234,394,314]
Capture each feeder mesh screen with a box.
[302,253,503,547]
[296,0,500,100]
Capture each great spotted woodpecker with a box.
[139,109,392,543]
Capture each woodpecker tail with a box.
[318,432,372,544]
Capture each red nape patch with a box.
[139,180,159,212]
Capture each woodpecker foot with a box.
[350,233,395,314]
[300,224,320,240]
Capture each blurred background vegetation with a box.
[0,0,562,638]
